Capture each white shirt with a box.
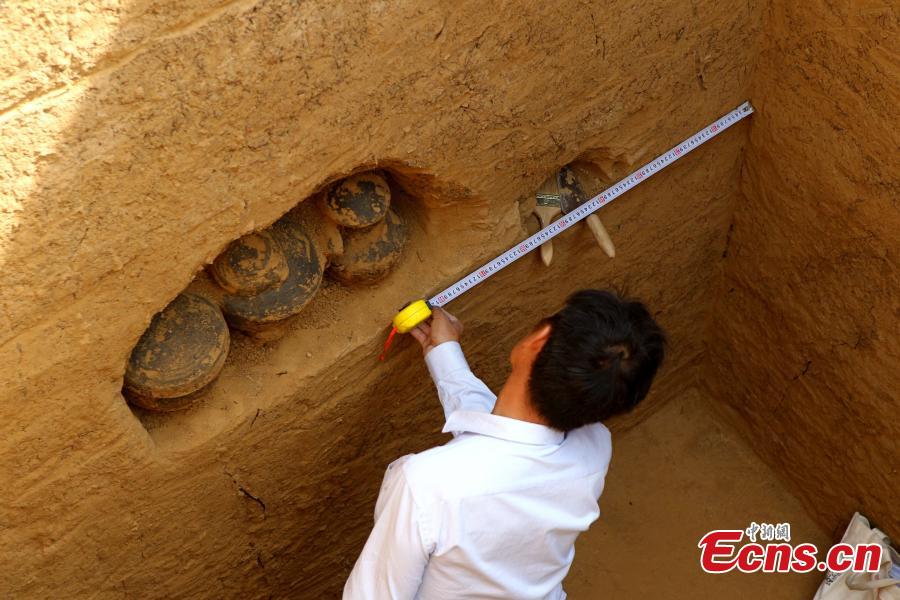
[344,342,612,599]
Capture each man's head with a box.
[510,289,667,432]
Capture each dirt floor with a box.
[565,390,830,598]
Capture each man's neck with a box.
[493,369,550,426]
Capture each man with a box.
[344,290,667,599]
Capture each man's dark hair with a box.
[529,290,667,432]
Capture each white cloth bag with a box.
[814,513,900,599]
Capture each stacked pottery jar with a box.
[123,292,231,412]
[123,171,409,412]
[319,172,408,285]
[211,218,324,340]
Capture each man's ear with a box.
[527,323,552,353]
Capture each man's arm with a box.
[411,308,496,420]
[424,341,496,419]
[343,459,432,599]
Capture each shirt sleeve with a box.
[423,341,497,421]
[343,459,433,599]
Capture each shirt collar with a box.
[443,410,565,446]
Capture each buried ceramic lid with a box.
[329,208,408,285]
[319,172,391,228]
[217,218,324,331]
[124,292,230,411]
[211,229,290,296]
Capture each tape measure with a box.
[381,101,754,357]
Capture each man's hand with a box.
[410,308,463,355]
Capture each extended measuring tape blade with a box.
[384,101,753,352]
[428,101,753,308]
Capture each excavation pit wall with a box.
[1,0,754,594]
[2,0,894,597]
[705,1,900,539]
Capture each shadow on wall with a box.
[2,0,259,340]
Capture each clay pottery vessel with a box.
[212,219,324,333]
[329,208,408,284]
[124,292,230,412]
[319,172,391,228]
[283,199,344,263]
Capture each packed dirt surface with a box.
[0,0,896,597]
[565,390,829,598]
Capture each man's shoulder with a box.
[570,421,613,453]
[397,423,612,504]
[402,435,490,474]
[397,435,500,501]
